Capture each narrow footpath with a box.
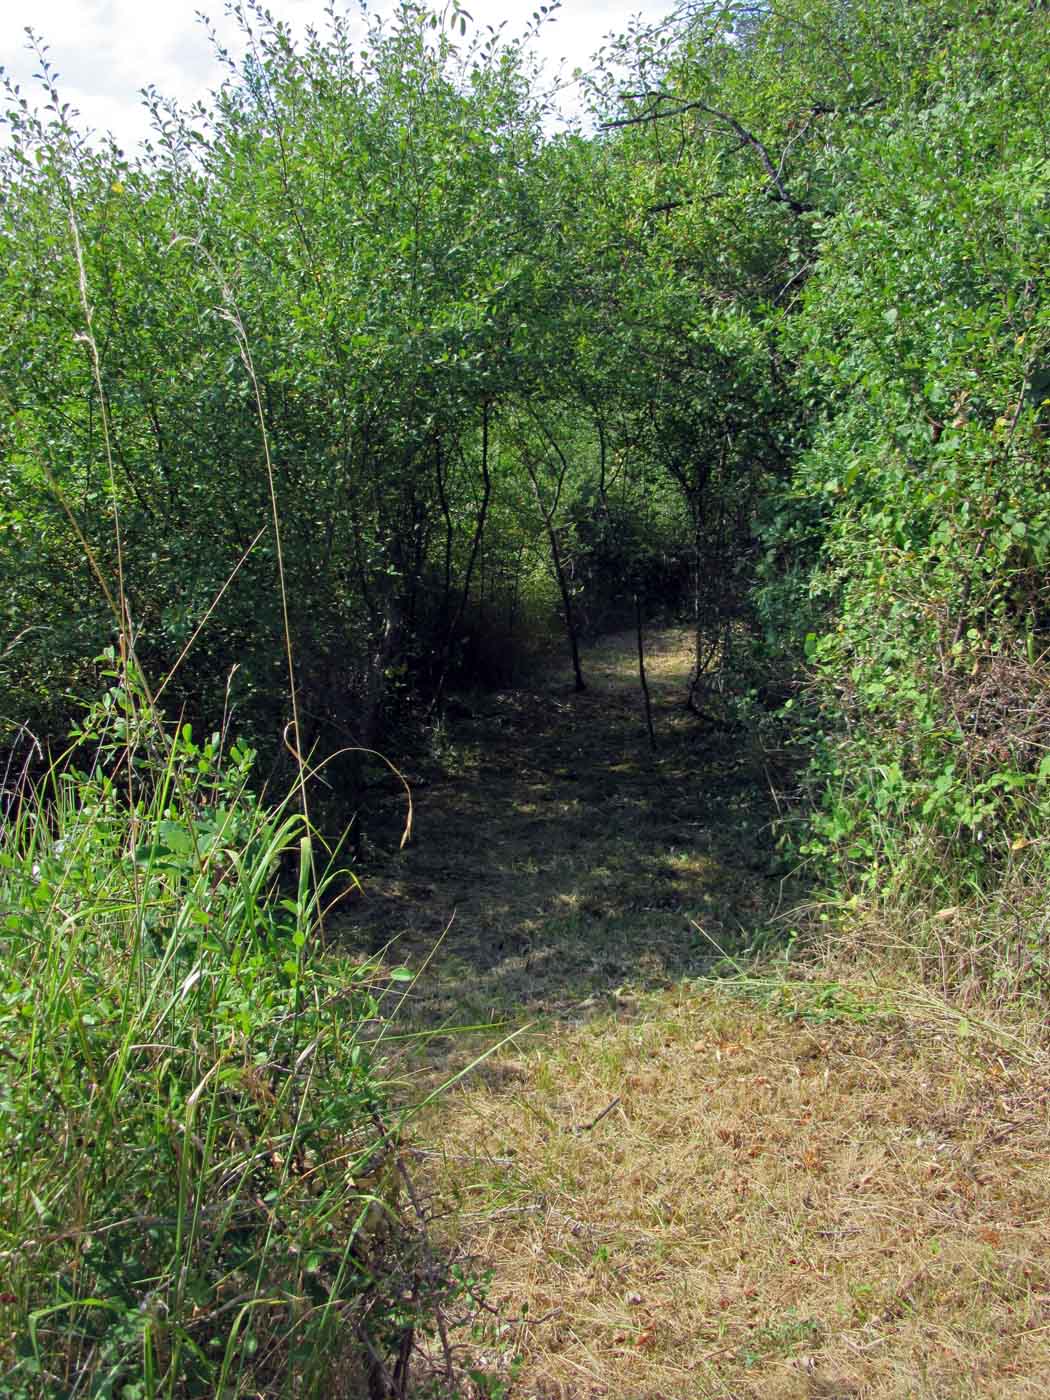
[341,626,780,1036]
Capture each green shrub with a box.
[0,675,449,1398]
[756,0,1050,902]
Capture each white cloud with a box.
[1,0,671,152]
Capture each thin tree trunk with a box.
[522,449,586,693]
[635,593,656,750]
[360,595,402,753]
[506,539,525,687]
[433,436,454,619]
[547,517,586,693]
[429,405,493,713]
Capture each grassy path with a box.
[342,630,1050,1399]
[342,627,781,1036]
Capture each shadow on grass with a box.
[336,628,804,1043]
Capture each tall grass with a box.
[0,670,442,1397]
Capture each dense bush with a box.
[762,0,1050,896]
[0,678,467,1398]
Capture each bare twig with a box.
[571,1096,622,1134]
[604,90,815,214]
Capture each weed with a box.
[712,974,896,1026]
[738,1312,825,1367]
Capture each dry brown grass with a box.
[820,901,1050,1028]
[421,977,1050,1398]
[342,628,1050,1396]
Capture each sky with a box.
[0,0,674,153]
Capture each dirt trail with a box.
[341,627,783,1033]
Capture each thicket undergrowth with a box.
[0,670,487,1399]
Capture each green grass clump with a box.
[0,679,434,1398]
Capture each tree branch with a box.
[604,89,882,214]
[604,90,814,213]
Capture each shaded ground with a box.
[339,627,788,1035]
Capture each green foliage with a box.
[754,0,1050,896]
[579,0,1050,905]
[0,678,452,1398]
[4,4,1050,1390]
[4,0,1050,938]
[0,3,555,779]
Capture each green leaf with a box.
[158,821,194,855]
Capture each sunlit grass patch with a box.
[422,973,1050,1398]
